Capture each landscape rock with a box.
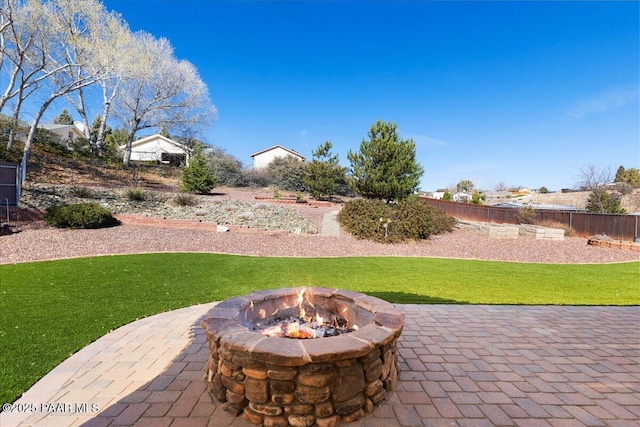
[20,183,318,234]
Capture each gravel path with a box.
[2,185,638,265]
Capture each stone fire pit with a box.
[201,287,404,426]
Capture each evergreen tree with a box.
[471,191,483,205]
[586,190,626,214]
[614,166,626,183]
[442,188,453,201]
[180,145,217,194]
[303,141,347,200]
[347,120,423,202]
[625,168,640,187]
[160,126,172,139]
[89,116,102,145]
[54,109,74,125]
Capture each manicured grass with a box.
[0,253,638,404]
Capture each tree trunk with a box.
[20,99,53,186]
[123,122,139,167]
[96,84,118,156]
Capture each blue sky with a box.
[94,1,638,191]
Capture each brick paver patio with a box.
[2,304,638,426]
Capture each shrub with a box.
[173,193,197,207]
[266,156,308,192]
[337,197,455,243]
[36,128,70,156]
[207,148,246,187]
[44,203,120,229]
[242,168,270,188]
[125,187,148,202]
[518,205,536,224]
[69,186,94,198]
[337,199,391,242]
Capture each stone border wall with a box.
[518,224,565,241]
[457,220,566,241]
[587,239,640,251]
[456,221,519,239]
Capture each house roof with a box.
[39,123,85,136]
[127,134,192,153]
[40,123,72,131]
[250,145,306,161]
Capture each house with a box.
[511,187,533,197]
[250,145,306,169]
[39,122,87,145]
[431,189,447,200]
[124,134,192,166]
[453,192,471,202]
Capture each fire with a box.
[254,288,355,339]
[286,321,316,339]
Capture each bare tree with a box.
[576,164,612,192]
[18,0,109,181]
[114,31,216,166]
[576,164,623,213]
[64,8,133,153]
[0,0,51,149]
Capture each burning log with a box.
[251,288,358,339]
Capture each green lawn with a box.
[1,253,638,404]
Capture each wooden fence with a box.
[0,162,18,205]
[422,198,639,242]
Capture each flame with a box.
[255,288,354,339]
[296,288,305,307]
[286,321,316,339]
[262,325,282,337]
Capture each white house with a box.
[431,189,447,200]
[124,134,192,166]
[39,122,86,144]
[453,192,471,202]
[250,145,306,169]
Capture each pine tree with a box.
[442,188,453,201]
[180,145,217,194]
[471,191,483,205]
[347,120,423,203]
[160,126,172,139]
[54,109,74,125]
[586,190,625,214]
[303,141,346,200]
[614,166,626,183]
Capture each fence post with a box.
[569,212,573,233]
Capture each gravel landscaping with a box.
[19,183,318,234]
[2,184,638,265]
